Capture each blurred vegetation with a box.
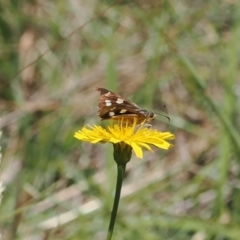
[1,0,240,239]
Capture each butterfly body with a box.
[95,87,156,124]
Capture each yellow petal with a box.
[130,142,143,159]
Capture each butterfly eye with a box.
[149,112,155,118]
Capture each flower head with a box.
[74,119,174,159]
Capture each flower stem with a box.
[106,163,126,240]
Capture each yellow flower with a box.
[74,119,174,159]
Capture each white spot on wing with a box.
[120,109,127,113]
[105,92,111,96]
[116,98,124,104]
[109,112,115,116]
[105,99,112,106]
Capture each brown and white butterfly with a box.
[95,87,156,124]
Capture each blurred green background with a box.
[1,0,240,239]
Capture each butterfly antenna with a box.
[155,112,170,122]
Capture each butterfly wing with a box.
[95,87,155,123]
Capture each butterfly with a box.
[95,87,156,124]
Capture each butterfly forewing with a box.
[95,87,156,124]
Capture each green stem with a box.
[106,163,126,240]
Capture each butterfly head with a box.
[138,110,156,122]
